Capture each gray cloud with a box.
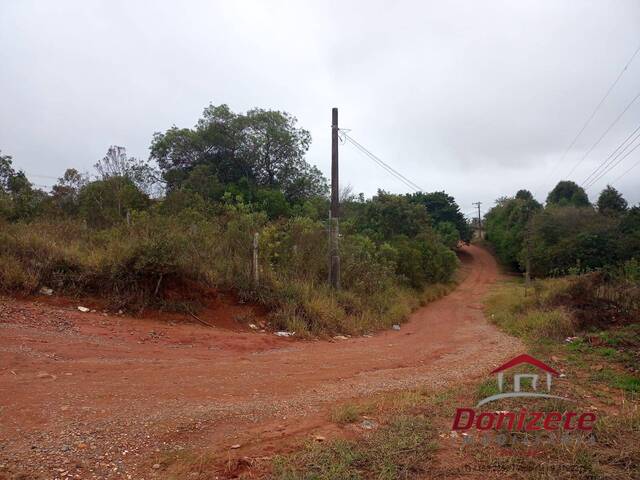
[1,0,639,216]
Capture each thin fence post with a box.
[252,232,259,285]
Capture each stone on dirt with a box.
[392,324,401,331]
[77,306,90,313]
[361,419,376,429]
[274,331,295,337]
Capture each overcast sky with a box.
[1,1,639,217]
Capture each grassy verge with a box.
[272,390,443,480]
[0,216,458,336]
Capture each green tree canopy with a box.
[78,177,150,228]
[596,185,628,215]
[353,190,431,241]
[528,206,617,276]
[48,168,89,216]
[484,192,542,269]
[546,180,590,207]
[0,150,46,220]
[150,104,327,203]
[407,191,472,243]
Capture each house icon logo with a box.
[476,353,570,407]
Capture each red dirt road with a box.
[0,245,522,479]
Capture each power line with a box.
[612,155,640,184]
[24,172,59,181]
[340,132,424,192]
[565,87,640,178]
[584,139,640,190]
[342,132,423,191]
[551,41,640,178]
[581,122,640,186]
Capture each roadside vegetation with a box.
[0,103,470,335]
[265,181,640,479]
[484,181,639,277]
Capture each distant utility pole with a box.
[473,202,483,240]
[329,107,340,289]
[524,205,532,294]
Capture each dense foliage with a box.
[150,104,327,204]
[483,189,542,269]
[407,191,473,244]
[0,104,470,334]
[485,182,639,277]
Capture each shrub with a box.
[0,203,458,333]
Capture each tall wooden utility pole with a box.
[473,202,482,240]
[329,107,340,289]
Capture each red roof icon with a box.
[490,353,559,376]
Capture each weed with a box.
[273,415,436,480]
[476,379,500,403]
[610,374,640,393]
[331,404,362,425]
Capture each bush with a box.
[0,208,457,334]
[528,207,618,276]
[485,279,577,341]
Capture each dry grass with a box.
[0,217,458,335]
[485,279,577,341]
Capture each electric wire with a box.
[342,133,423,191]
[340,132,424,192]
[584,139,640,190]
[581,123,640,186]
[551,42,640,178]
[611,156,640,184]
[565,88,640,178]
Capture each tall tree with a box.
[96,146,160,195]
[0,150,15,193]
[150,103,327,202]
[407,191,472,243]
[0,150,46,220]
[49,168,89,216]
[596,185,628,215]
[546,180,590,207]
[354,190,432,241]
[484,191,542,269]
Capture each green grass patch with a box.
[476,379,500,403]
[273,415,436,480]
[485,280,576,342]
[610,374,640,393]
[331,403,364,425]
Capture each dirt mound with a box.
[554,272,639,328]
